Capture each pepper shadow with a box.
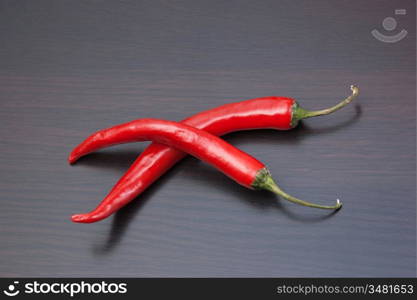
[89,105,361,254]
[92,158,190,255]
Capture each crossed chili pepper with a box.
[69,86,359,223]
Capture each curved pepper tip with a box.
[71,213,92,223]
[68,152,78,164]
[72,212,107,223]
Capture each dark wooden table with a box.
[0,0,415,277]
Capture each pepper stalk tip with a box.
[292,85,360,123]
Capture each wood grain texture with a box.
[0,0,415,277]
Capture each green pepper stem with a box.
[252,169,342,210]
[295,85,359,120]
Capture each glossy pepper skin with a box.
[70,86,358,223]
[71,119,341,223]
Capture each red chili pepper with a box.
[70,86,358,223]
